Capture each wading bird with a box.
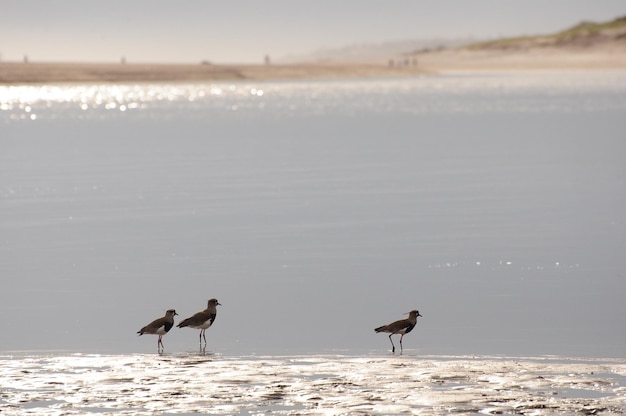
[177,298,221,348]
[137,309,178,353]
[375,310,422,353]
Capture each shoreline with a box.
[2,48,625,85]
[0,62,425,85]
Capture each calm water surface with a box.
[1,72,625,357]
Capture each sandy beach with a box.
[0,61,424,84]
[1,47,625,85]
[414,47,626,72]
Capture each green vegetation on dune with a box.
[556,16,626,38]
[467,15,626,50]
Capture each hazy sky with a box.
[2,0,624,63]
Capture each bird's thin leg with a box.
[199,330,203,345]
[202,330,207,344]
[388,334,396,353]
[158,336,163,352]
[399,334,404,354]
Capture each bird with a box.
[177,298,221,346]
[137,309,178,353]
[375,310,422,353]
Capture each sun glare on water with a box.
[2,72,625,122]
[0,83,270,121]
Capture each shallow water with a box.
[1,72,625,357]
[1,353,625,415]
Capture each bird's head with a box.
[407,310,422,318]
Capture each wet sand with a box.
[2,48,625,84]
[2,353,624,415]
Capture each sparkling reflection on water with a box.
[2,71,626,121]
[1,353,625,415]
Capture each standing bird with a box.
[375,310,422,353]
[177,298,221,347]
[137,309,178,353]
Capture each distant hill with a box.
[464,16,626,51]
[405,16,626,72]
[283,16,626,65]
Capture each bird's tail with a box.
[374,325,388,333]
[176,320,189,328]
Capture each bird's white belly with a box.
[154,326,168,335]
[189,321,212,330]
